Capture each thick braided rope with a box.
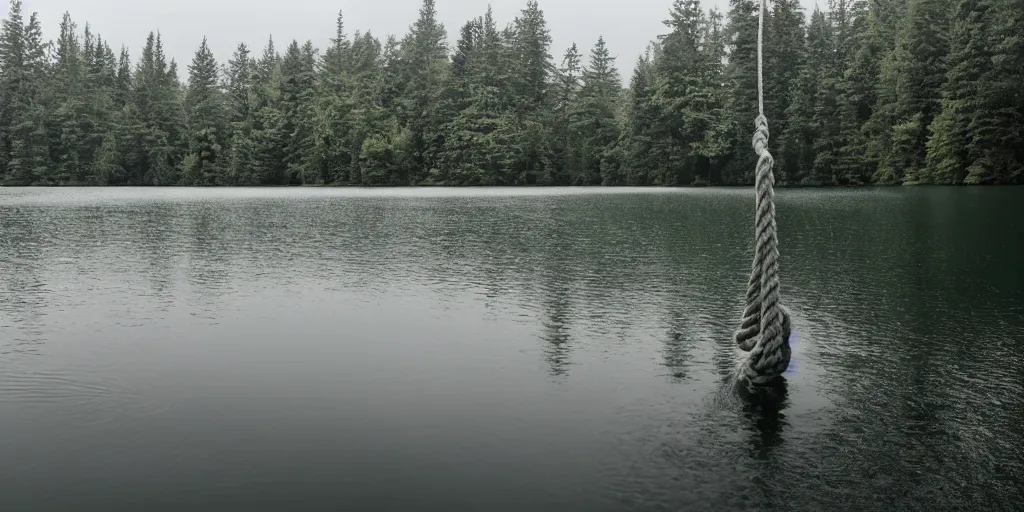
[734,0,791,386]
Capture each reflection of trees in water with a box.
[137,205,178,308]
[537,254,575,377]
[183,202,246,317]
[540,294,572,377]
[731,378,791,511]
[532,205,576,377]
[661,304,702,383]
[738,378,790,457]
[407,191,772,384]
[741,189,1024,510]
[658,192,753,384]
[0,209,50,355]
[2,189,1018,509]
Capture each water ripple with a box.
[0,186,1020,511]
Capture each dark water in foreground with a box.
[0,187,1022,511]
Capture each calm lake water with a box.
[0,187,1022,511]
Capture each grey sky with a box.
[8,0,818,79]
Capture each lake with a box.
[0,187,1021,511]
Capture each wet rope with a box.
[734,0,792,386]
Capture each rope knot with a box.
[734,0,792,388]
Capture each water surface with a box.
[1,187,1022,511]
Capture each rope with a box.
[734,0,791,387]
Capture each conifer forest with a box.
[0,0,1021,187]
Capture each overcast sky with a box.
[6,0,819,79]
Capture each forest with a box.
[0,0,1020,187]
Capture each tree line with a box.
[0,0,1020,187]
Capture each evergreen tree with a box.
[721,0,760,184]
[986,0,1024,183]
[132,32,185,185]
[434,17,481,184]
[1,3,49,184]
[0,0,1017,188]
[809,0,863,185]
[182,37,227,185]
[657,0,719,185]
[549,43,582,185]
[619,48,662,185]
[879,0,950,184]
[114,46,132,108]
[437,7,511,185]
[840,0,904,184]
[0,0,25,182]
[397,0,449,184]
[224,42,255,185]
[250,36,287,185]
[507,0,554,184]
[278,40,317,184]
[346,31,386,185]
[695,8,729,183]
[311,11,355,185]
[49,12,86,184]
[573,36,621,185]
[766,0,807,182]
[781,8,830,184]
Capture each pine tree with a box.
[0,0,24,182]
[880,0,950,184]
[250,36,287,185]
[278,40,317,184]
[657,0,717,186]
[397,0,449,184]
[132,32,185,184]
[694,8,729,183]
[182,37,227,185]
[512,1,553,109]
[0,3,49,184]
[114,46,132,108]
[5,11,50,185]
[311,10,356,185]
[573,36,621,185]
[721,0,760,184]
[549,43,582,185]
[766,0,806,182]
[807,0,862,185]
[224,43,254,185]
[507,0,554,184]
[781,8,830,184]
[434,17,480,184]
[49,12,86,184]
[619,48,662,185]
[346,31,386,185]
[436,7,511,185]
[827,1,871,184]
[986,0,1024,182]
[839,0,904,184]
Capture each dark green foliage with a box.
[182,37,227,185]
[721,0,760,185]
[575,36,621,185]
[436,8,513,185]
[619,50,661,185]
[396,0,449,185]
[765,0,804,176]
[0,0,1019,186]
[926,0,1024,184]
[781,9,829,185]
[130,31,185,185]
[881,0,950,184]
